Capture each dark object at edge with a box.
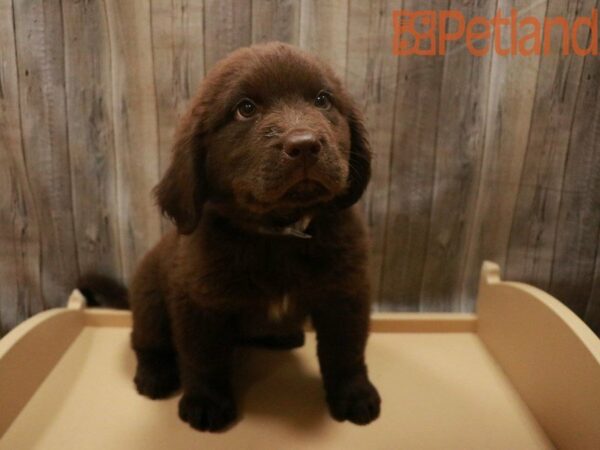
[77,273,129,309]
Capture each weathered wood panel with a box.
[550,24,600,318]
[461,0,548,305]
[299,0,348,79]
[0,0,42,335]
[204,0,252,70]
[345,0,400,308]
[420,0,496,312]
[380,0,447,311]
[559,0,600,336]
[1,0,599,335]
[63,0,122,279]
[12,0,78,308]
[151,0,205,232]
[252,0,300,44]
[105,0,162,280]
[588,225,600,334]
[505,0,596,292]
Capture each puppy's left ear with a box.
[154,108,207,234]
[335,105,372,209]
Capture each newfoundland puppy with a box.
[80,42,380,432]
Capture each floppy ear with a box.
[335,105,372,209]
[154,110,206,234]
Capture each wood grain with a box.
[550,26,600,318]
[63,0,122,280]
[203,0,252,70]
[505,0,596,292]
[252,0,300,44]
[299,0,349,80]
[461,0,548,306]
[379,0,447,311]
[150,0,205,232]
[12,0,78,309]
[345,0,400,309]
[420,0,497,312]
[105,0,162,280]
[1,1,599,334]
[0,0,42,334]
[587,261,600,336]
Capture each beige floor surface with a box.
[0,327,552,450]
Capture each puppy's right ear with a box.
[154,109,206,234]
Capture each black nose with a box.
[283,131,322,159]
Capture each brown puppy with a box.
[82,42,380,432]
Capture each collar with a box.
[257,215,313,239]
[210,203,315,240]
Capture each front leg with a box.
[170,300,237,432]
[310,286,381,425]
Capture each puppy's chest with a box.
[234,240,323,283]
[217,241,322,329]
[266,293,291,321]
[234,257,308,333]
[238,293,306,338]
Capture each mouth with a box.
[281,179,330,203]
[233,164,342,213]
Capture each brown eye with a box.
[314,91,332,110]
[235,99,257,120]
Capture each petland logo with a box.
[393,9,599,56]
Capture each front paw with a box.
[134,361,180,399]
[326,375,381,425]
[179,391,237,432]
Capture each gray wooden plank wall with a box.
[0,0,599,335]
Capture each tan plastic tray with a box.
[1,262,599,450]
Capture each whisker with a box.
[350,151,375,162]
[347,162,364,179]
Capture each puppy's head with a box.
[155,42,370,234]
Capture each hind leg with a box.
[130,254,179,399]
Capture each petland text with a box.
[393,9,598,56]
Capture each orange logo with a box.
[393,9,599,56]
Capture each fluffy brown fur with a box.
[80,42,380,432]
